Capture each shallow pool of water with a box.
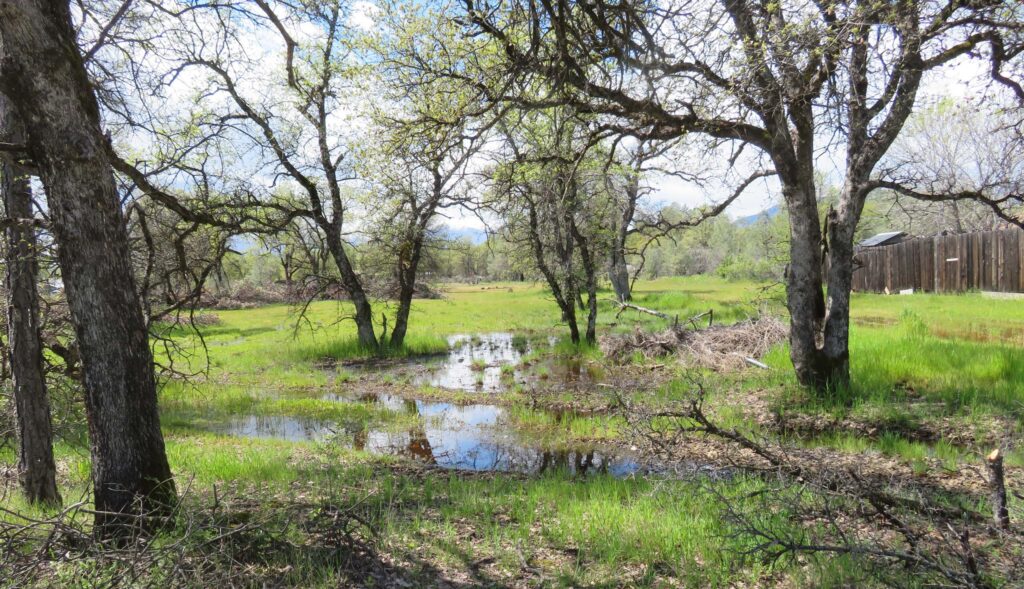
[342,332,607,395]
[210,392,643,477]
[415,333,524,392]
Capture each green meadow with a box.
[3,276,1022,587]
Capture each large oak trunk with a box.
[783,181,857,391]
[772,110,849,392]
[0,94,60,506]
[0,0,175,533]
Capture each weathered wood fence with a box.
[851,228,1024,293]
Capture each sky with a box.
[91,1,1011,232]
[638,58,998,222]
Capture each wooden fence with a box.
[851,228,1024,293]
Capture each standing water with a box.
[211,391,642,477]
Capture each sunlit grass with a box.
[290,333,449,362]
[762,309,1024,420]
[503,406,625,443]
[354,470,785,586]
[5,277,1024,587]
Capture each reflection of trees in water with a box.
[544,358,604,388]
[536,450,607,476]
[563,359,582,382]
[352,428,367,451]
[404,427,437,464]
[328,389,629,476]
[243,416,325,441]
[397,399,437,463]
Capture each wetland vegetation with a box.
[4,277,1021,587]
[1,1,1022,587]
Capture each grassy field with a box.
[2,276,1022,587]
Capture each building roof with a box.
[858,231,907,248]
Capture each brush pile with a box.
[601,316,788,371]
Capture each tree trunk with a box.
[525,199,580,344]
[564,304,581,344]
[0,0,175,534]
[608,246,631,303]
[777,156,833,390]
[0,94,60,507]
[323,231,377,349]
[820,183,870,391]
[584,285,597,344]
[389,237,424,349]
[570,217,598,345]
[609,179,636,302]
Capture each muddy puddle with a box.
[210,391,643,477]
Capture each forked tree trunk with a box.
[571,218,598,345]
[0,0,175,534]
[0,94,60,506]
[772,108,845,391]
[324,231,378,349]
[608,246,631,303]
[526,201,580,344]
[782,178,860,392]
[390,235,425,349]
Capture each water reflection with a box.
[344,332,604,394]
[212,393,642,477]
[414,333,525,392]
[213,415,333,440]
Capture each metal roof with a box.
[858,231,906,247]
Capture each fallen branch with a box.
[742,356,769,370]
[685,309,713,330]
[613,301,672,320]
[612,302,715,332]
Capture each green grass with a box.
[291,333,449,362]
[5,276,1024,587]
[761,309,1024,421]
[368,472,784,586]
[503,406,625,443]
[158,277,769,383]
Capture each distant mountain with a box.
[735,204,781,227]
[442,226,488,245]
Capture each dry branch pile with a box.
[601,316,788,370]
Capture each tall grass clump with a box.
[290,333,449,362]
